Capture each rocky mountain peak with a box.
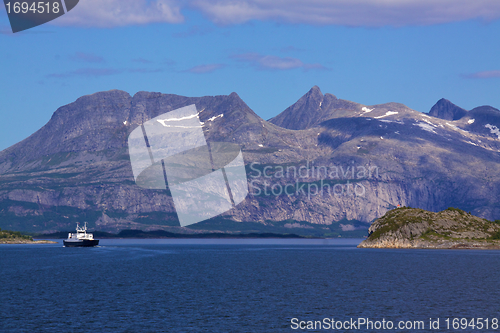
[268,86,326,130]
[306,85,323,99]
[429,98,468,120]
[215,91,252,113]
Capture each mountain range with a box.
[1,86,500,236]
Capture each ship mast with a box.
[76,222,89,238]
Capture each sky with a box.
[1,0,500,151]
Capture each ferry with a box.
[63,222,99,247]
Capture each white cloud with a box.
[185,64,225,73]
[255,55,302,70]
[54,0,184,27]
[231,53,326,71]
[47,67,163,78]
[47,68,122,78]
[189,0,500,26]
[36,0,500,28]
[464,70,500,79]
[70,52,105,63]
[133,58,153,64]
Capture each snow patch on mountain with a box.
[415,123,437,134]
[379,119,404,124]
[374,111,398,119]
[207,114,224,122]
[422,119,437,127]
[486,124,500,139]
[446,123,469,134]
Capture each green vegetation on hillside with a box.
[0,227,33,241]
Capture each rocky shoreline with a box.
[0,239,58,244]
[358,238,500,249]
[357,207,500,249]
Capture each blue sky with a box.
[1,0,500,151]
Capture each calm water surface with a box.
[1,239,499,332]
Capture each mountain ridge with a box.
[1,87,500,234]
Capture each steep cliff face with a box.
[1,88,500,234]
[358,207,500,249]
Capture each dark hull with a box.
[63,239,99,247]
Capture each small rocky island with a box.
[358,207,500,249]
[0,228,56,244]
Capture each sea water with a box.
[1,239,500,332]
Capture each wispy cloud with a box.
[129,68,163,73]
[190,0,500,26]
[69,52,105,63]
[33,0,500,28]
[463,70,500,79]
[185,64,225,73]
[47,68,121,78]
[302,63,329,71]
[231,53,327,71]
[133,58,153,64]
[47,67,163,78]
[0,27,13,35]
[53,0,184,27]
